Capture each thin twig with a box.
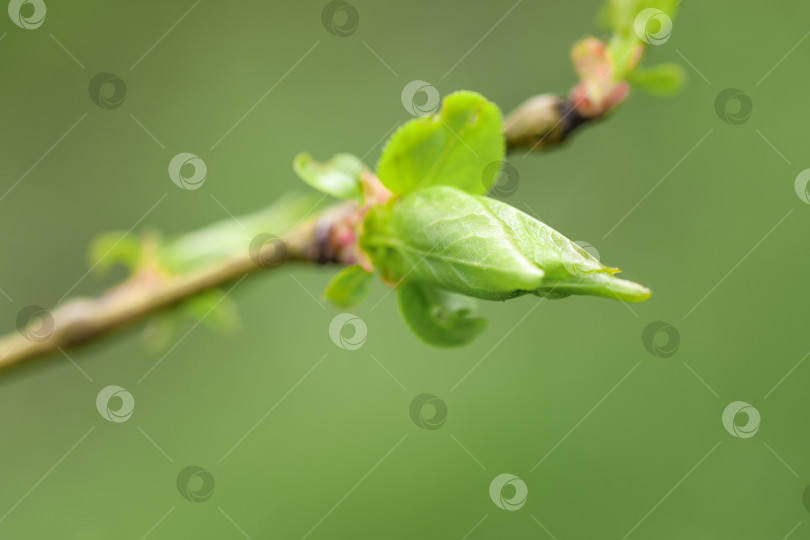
[0,214,325,372]
[0,65,631,372]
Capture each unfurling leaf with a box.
[628,63,686,95]
[570,37,637,116]
[361,186,651,303]
[320,85,651,347]
[597,0,682,88]
[142,313,178,354]
[142,289,240,354]
[377,91,505,195]
[398,282,488,347]
[601,0,680,37]
[88,231,142,275]
[293,153,366,202]
[324,264,373,307]
[182,288,240,333]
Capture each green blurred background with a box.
[2,0,809,538]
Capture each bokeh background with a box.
[1,0,809,538]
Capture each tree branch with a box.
[0,44,633,373]
[0,202,355,372]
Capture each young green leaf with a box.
[324,264,373,307]
[293,153,366,202]
[361,186,651,302]
[376,91,505,195]
[182,288,241,333]
[397,282,488,347]
[88,231,142,275]
[601,0,680,36]
[141,290,240,353]
[628,63,686,95]
[142,313,179,354]
[600,0,680,80]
